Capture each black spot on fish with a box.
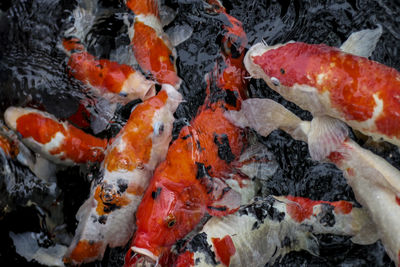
[318,203,336,227]
[117,179,128,194]
[207,206,227,212]
[281,236,291,248]
[182,134,192,140]
[271,245,278,258]
[195,258,201,264]
[280,68,285,74]
[151,187,162,200]
[188,232,218,265]
[213,133,235,163]
[207,77,238,108]
[103,203,121,213]
[195,162,211,180]
[98,215,107,224]
[196,139,204,152]
[91,215,98,223]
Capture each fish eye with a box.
[101,184,117,203]
[271,77,280,86]
[153,121,164,136]
[165,214,176,228]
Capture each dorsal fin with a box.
[340,25,382,57]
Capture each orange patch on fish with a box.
[286,196,352,222]
[132,21,179,86]
[94,184,131,216]
[212,235,236,266]
[104,90,168,172]
[65,240,103,263]
[16,112,107,163]
[126,0,159,17]
[0,135,17,157]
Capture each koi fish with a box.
[63,37,156,104]
[167,195,375,267]
[125,0,181,87]
[125,7,251,264]
[244,26,400,158]
[4,107,108,165]
[63,84,182,264]
[226,98,400,266]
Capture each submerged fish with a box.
[63,84,182,264]
[227,98,400,265]
[244,26,400,157]
[63,37,155,104]
[126,0,181,87]
[167,195,374,267]
[125,6,251,264]
[4,107,108,165]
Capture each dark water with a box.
[0,0,399,266]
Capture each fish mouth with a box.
[131,247,159,263]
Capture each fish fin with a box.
[165,24,193,47]
[340,25,382,57]
[308,116,349,161]
[28,156,57,182]
[206,177,241,216]
[64,1,98,41]
[159,5,177,26]
[225,98,309,142]
[233,141,278,181]
[350,208,379,245]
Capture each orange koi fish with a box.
[125,0,181,87]
[167,195,374,267]
[227,98,400,266]
[125,7,250,264]
[244,26,400,158]
[63,38,155,104]
[63,84,182,264]
[4,107,107,165]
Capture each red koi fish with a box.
[227,98,400,266]
[63,84,182,264]
[168,195,374,267]
[125,7,250,264]
[125,0,181,87]
[63,38,155,104]
[4,107,108,165]
[244,26,400,157]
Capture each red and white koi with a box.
[244,26,400,156]
[63,84,182,264]
[227,98,400,266]
[4,107,108,165]
[125,0,181,87]
[125,6,251,264]
[167,195,374,267]
[63,37,156,104]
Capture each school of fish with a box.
[1,0,400,266]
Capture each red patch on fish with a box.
[126,0,159,17]
[212,235,236,266]
[132,21,179,86]
[175,251,194,267]
[16,112,107,163]
[396,196,400,206]
[327,151,345,165]
[253,43,400,138]
[286,196,352,222]
[64,240,103,264]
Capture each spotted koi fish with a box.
[125,7,250,264]
[244,26,400,159]
[63,37,155,104]
[4,107,108,165]
[125,0,181,87]
[227,98,400,266]
[63,84,182,264]
[166,195,374,267]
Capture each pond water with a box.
[0,0,399,266]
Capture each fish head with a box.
[132,176,207,262]
[245,42,301,90]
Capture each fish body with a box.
[244,26,400,148]
[63,38,155,103]
[4,107,108,165]
[227,98,400,265]
[64,84,182,264]
[127,9,249,263]
[169,195,373,267]
[126,0,181,87]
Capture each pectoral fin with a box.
[340,25,382,57]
